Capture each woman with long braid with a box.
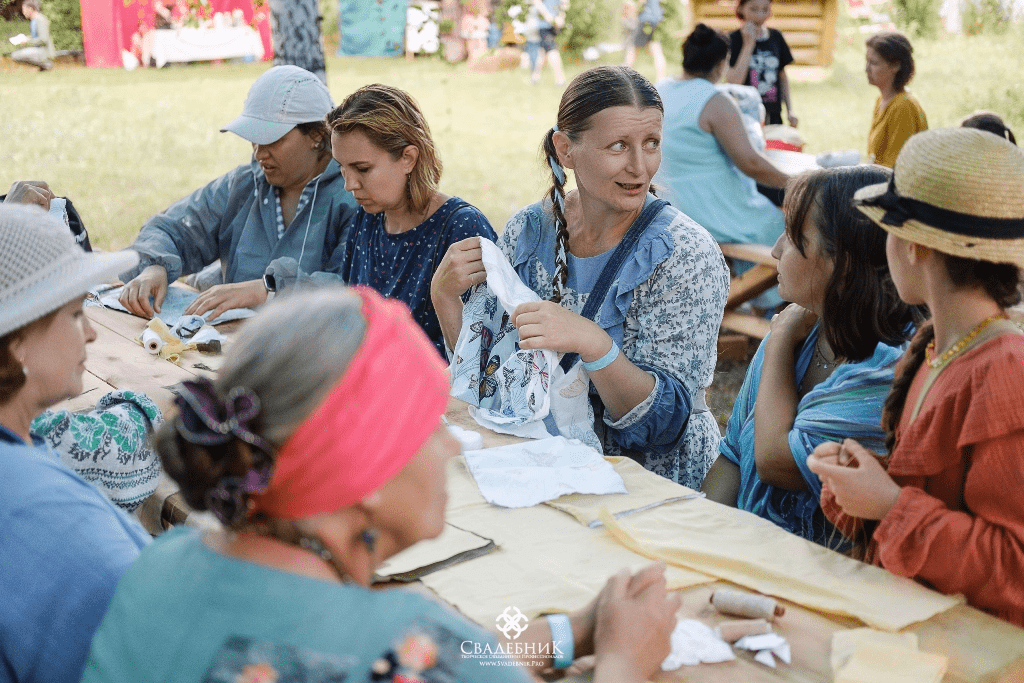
[432,66,729,488]
[807,128,1024,626]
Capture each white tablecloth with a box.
[151,27,264,68]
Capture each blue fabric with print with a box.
[340,197,497,355]
[719,324,905,548]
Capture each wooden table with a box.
[71,305,1024,682]
[66,304,242,414]
[60,304,243,530]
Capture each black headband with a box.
[859,176,1024,240]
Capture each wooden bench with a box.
[719,242,778,340]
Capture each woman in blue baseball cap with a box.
[118,65,358,321]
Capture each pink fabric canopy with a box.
[80,0,272,68]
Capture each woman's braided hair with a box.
[543,66,663,303]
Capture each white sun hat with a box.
[0,204,139,337]
[220,65,334,145]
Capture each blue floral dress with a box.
[500,195,730,488]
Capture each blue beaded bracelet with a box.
[581,341,620,372]
[545,613,574,669]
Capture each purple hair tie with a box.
[174,378,274,525]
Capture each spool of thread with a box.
[710,589,785,620]
[141,328,164,355]
[716,619,772,643]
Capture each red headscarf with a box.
[252,287,450,519]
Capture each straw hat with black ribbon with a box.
[854,127,1024,267]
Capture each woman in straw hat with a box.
[82,286,680,683]
[0,204,150,683]
[807,128,1024,627]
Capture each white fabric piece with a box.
[450,238,600,451]
[661,619,735,670]
[446,424,484,451]
[735,632,791,668]
[463,436,625,508]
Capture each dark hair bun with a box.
[682,23,730,75]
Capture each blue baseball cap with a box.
[221,65,334,145]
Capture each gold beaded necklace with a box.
[925,313,1005,369]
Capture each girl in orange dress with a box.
[808,128,1024,627]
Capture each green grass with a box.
[1,23,1022,251]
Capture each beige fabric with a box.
[835,641,947,683]
[544,456,700,525]
[598,499,962,631]
[831,628,919,673]
[420,457,715,626]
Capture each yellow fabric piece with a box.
[420,458,715,626]
[835,641,947,683]
[831,628,919,673]
[597,499,962,631]
[544,456,699,525]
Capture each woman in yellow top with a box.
[865,31,927,168]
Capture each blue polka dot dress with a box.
[340,197,497,355]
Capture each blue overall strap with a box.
[558,198,667,373]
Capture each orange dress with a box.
[824,333,1024,627]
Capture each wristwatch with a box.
[263,272,277,300]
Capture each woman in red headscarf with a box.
[81,286,679,683]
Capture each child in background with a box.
[623,0,667,83]
[725,0,797,127]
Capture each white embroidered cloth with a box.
[463,436,625,508]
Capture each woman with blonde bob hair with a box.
[82,286,680,683]
[325,84,497,354]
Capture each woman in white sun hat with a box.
[118,65,358,322]
[0,204,151,683]
[807,127,1024,627]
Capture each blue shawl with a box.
[719,324,905,548]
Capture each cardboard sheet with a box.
[375,523,496,583]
